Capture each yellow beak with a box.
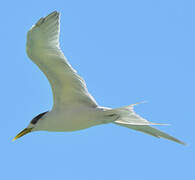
[12,128,32,141]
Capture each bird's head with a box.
[12,111,48,141]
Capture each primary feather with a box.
[114,122,186,145]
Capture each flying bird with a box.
[13,11,185,145]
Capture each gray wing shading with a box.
[114,122,186,145]
[26,11,98,108]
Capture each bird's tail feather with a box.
[106,102,164,126]
[105,102,186,145]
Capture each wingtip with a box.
[46,11,60,18]
[162,135,187,146]
[35,11,60,27]
[179,141,187,146]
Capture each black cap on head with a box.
[31,111,48,125]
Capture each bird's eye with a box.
[31,111,48,124]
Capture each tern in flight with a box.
[13,11,185,145]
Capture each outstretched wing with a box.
[114,122,186,145]
[26,11,98,108]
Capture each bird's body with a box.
[32,106,111,132]
[13,11,186,145]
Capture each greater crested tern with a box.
[13,11,185,145]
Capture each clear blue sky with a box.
[0,0,194,179]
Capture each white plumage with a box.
[26,12,97,108]
[13,11,185,145]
